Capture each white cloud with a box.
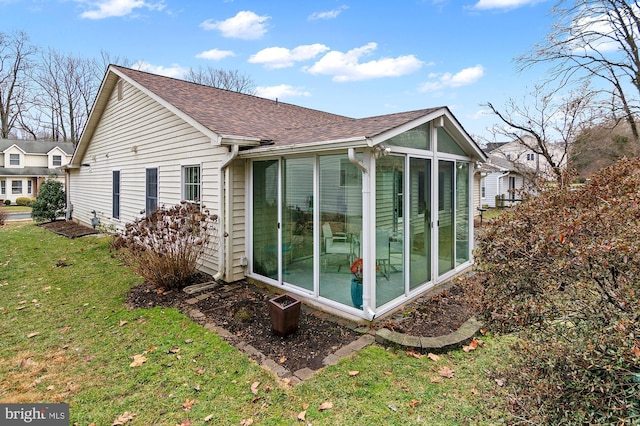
[195,49,235,60]
[255,84,311,99]
[418,65,484,92]
[305,42,423,82]
[308,5,348,20]
[133,61,189,78]
[471,0,545,10]
[77,0,165,19]
[200,11,269,40]
[249,44,330,69]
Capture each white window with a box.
[52,155,62,167]
[0,180,5,195]
[526,153,535,161]
[183,165,201,204]
[12,181,22,194]
[9,154,19,166]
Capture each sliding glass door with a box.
[409,158,431,289]
[282,158,314,291]
[252,160,279,280]
[438,160,455,275]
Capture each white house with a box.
[0,139,74,204]
[480,138,566,208]
[66,65,486,320]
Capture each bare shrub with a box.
[474,157,640,424]
[113,202,218,290]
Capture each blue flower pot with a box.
[351,278,363,309]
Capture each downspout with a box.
[348,148,376,320]
[213,144,239,282]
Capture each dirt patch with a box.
[40,220,98,238]
[127,277,476,373]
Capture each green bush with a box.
[473,157,640,424]
[15,197,34,206]
[31,179,66,222]
[112,202,219,290]
[4,199,10,206]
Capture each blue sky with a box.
[0,0,556,142]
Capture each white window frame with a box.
[12,180,22,194]
[52,155,62,167]
[9,153,20,166]
[182,165,201,205]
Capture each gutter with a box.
[213,144,240,282]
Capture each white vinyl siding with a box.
[68,78,229,278]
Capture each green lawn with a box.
[2,205,32,213]
[0,222,511,425]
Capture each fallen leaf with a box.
[182,399,195,411]
[471,387,478,395]
[119,320,128,327]
[176,420,191,426]
[427,353,440,362]
[240,419,253,426]
[388,403,397,412]
[384,371,393,375]
[406,349,423,359]
[301,403,309,410]
[250,381,260,395]
[46,385,55,391]
[408,399,420,407]
[297,410,306,421]
[27,332,39,338]
[279,355,287,363]
[495,378,505,387]
[169,347,180,354]
[203,414,214,422]
[185,338,193,344]
[193,384,200,391]
[633,346,640,358]
[348,370,359,376]
[463,338,479,353]
[480,328,487,335]
[42,286,51,291]
[195,367,206,376]
[112,411,135,425]
[59,326,71,333]
[438,366,455,378]
[318,401,333,411]
[129,354,147,367]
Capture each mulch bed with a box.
[40,219,477,373]
[39,220,99,238]
[127,278,476,373]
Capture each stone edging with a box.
[184,288,482,384]
[199,318,375,385]
[375,317,483,352]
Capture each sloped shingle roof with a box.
[113,66,442,146]
[0,139,75,155]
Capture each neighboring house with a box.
[66,65,486,320]
[0,139,74,204]
[478,154,526,208]
[480,138,566,208]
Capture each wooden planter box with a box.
[269,294,301,337]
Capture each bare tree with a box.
[31,49,99,144]
[0,31,37,139]
[486,84,598,187]
[519,0,640,145]
[185,66,256,94]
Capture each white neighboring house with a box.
[479,138,566,208]
[0,139,75,204]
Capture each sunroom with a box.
[243,108,486,320]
